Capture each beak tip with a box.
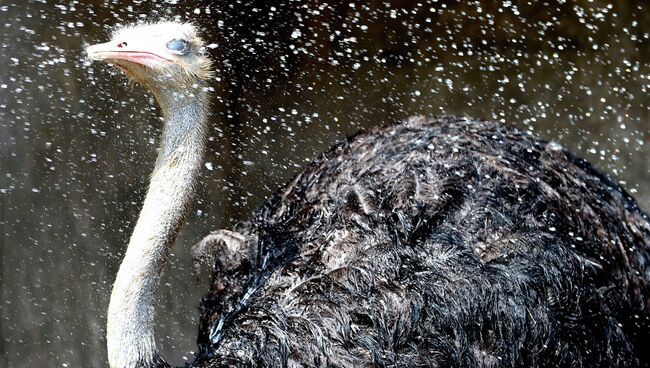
[86,45,97,61]
[86,42,110,61]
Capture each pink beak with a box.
[87,40,172,66]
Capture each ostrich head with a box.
[87,21,212,92]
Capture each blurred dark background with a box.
[0,0,648,366]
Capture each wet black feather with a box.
[192,116,650,367]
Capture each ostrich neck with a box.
[107,86,209,368]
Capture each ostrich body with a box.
[195,116,650,367]
[88,22,650,368]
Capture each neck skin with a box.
[107,84,209,368]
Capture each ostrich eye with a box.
[166,39,188,53]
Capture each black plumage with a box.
[192,116,650,367]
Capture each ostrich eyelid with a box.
[166,38,188,53]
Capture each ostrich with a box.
[87,21,650,368]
